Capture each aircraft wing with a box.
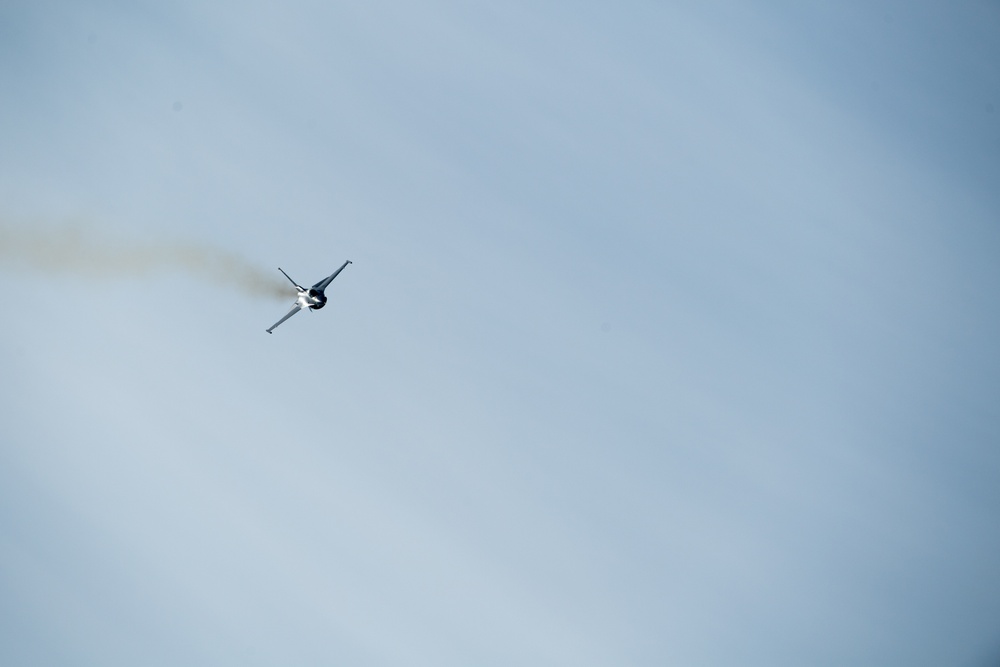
[312,259,352,291]
[266,304,302,333]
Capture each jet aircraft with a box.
[266,260,352,333]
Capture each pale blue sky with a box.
[2,2,999,665]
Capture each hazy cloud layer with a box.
[1,2,998,666]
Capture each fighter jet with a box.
[266,260,352,333]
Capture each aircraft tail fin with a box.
[277,267,304,290]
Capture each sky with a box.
[1,1,999,665]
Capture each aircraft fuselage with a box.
[298,287,327,310]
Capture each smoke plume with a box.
[0,222,289,300]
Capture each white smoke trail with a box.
[0,222,289,300]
